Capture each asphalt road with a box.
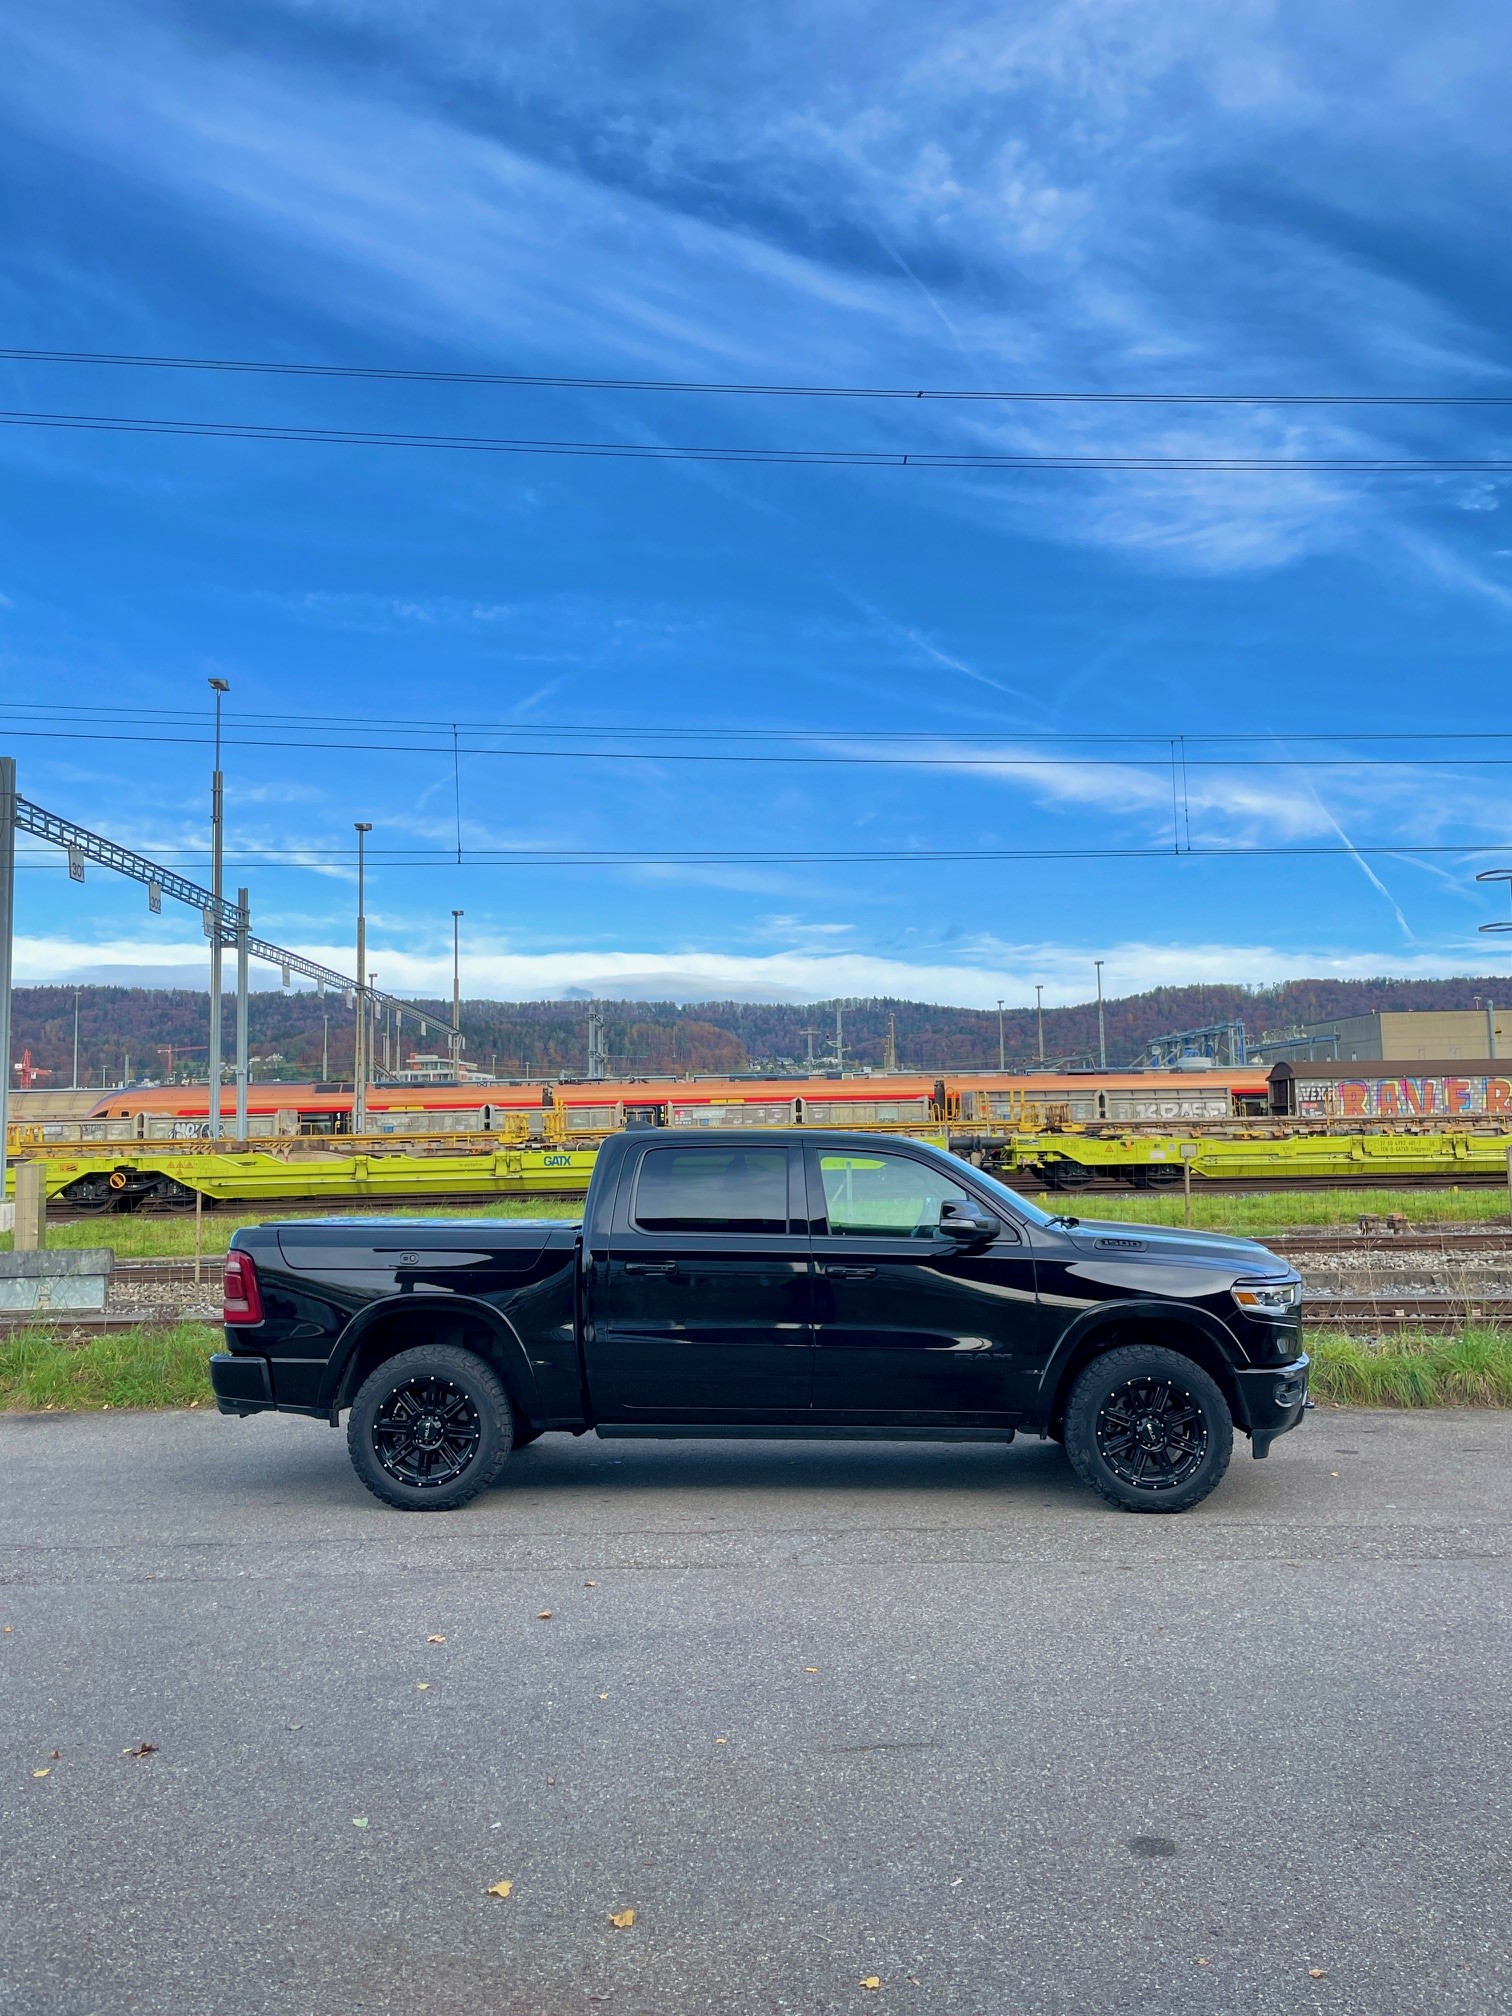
[2,1409,1508,2016]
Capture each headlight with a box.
[1231,1279,1301,1317]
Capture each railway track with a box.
[1266,1228,1512,1256]
[5,1285,1508,1337]
[1305,1296,1512,1330]
[104,1235,1512,1283]
[48,1194,589,1226]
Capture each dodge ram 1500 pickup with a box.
[210,1128,1309,1513]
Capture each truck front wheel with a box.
[1063,1344,1232,1513]
[347,1344,513,1511]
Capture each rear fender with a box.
[324,1294,543,1424]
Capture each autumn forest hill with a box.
[11,975,1512,1087]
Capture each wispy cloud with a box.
[7,0,1511,588]
[14,927,1505,1005]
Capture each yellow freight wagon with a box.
[1002,1128,1512,1188]
[5,1143,601,1211]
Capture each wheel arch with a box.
[326,1295,542,1427]
[1040,1303,1242,1433]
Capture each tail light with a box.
[223,1251,264,1326]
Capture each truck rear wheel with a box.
[347,1344,513,1511]
[1063,1344,1232,1513]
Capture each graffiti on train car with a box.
[1103,1094,1234,1122]
[1296,1074,1512,1118]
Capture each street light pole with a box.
[1094,960,1107,1069]
[451,908,463,1080]
[997,998,1005,1073]
[1035,984,1045,1065]
[207,679,229,1139]
[354,823,372,1133]
[72,989,81,1090]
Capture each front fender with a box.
[1037,1297,1244,1416]
[324,1293,543,1419]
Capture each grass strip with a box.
[1,1319,1508,1414]
[1028,1186,1512,1234]
[0,1322,217,1411]
[0,1194,580,1261]
[1305,1324,1512,1408]
[3,1183,1508,1261]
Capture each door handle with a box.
[625,1260,678,1276]
[820,1264,877,1280]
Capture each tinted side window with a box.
[633,1147,791,1234]
[817,1151,971,1239]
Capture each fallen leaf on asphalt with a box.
[609,1909,636,1929]
[124,1742,159,1759]
[585,1580,598,1587]
[804,1667,819,1674]
[537,1610,554,1620]
[352,1817,369,1829]
[32,1768,50,1779]
[1197,1957,1210,1966]
[50,1750,60,1759]
[485,1879,514,1898]
[427,1635,446,1644]
[2,1625,10,1632]
[1309,1969,1327,1980]
[714,1737,727,1745]
[416,1683,431,1691]
[598,1692,610,1700]
[860,1977,881,1991]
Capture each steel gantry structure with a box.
[0,756,461,1201]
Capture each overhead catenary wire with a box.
[4,719,1512,768]
[11,842,1512,864]
[7,701,1512,747]
[2,408,1511,472]
[4,347,1512,406]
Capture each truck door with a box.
[586,1142,813,1421]
[805,1145,1039,1424]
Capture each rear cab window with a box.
[630,1144,799,1235]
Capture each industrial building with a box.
[1251,1007,1505,1065]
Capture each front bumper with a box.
[209,1352,274,1416]
[1231,1352,1310,1457]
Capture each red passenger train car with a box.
[85,1067,1268,1139]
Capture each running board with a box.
[595,1424,1017,1443]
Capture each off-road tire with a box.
[1063,1343,1232,1513]
[347,1344,513,1511]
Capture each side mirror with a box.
[938,1202,1001,1241]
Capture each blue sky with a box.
[3,0,1512,1010]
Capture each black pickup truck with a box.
[211,1129,1309,1514]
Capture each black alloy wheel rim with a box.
[371,1376,482,1489]
[1094,1376,1208,1491]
